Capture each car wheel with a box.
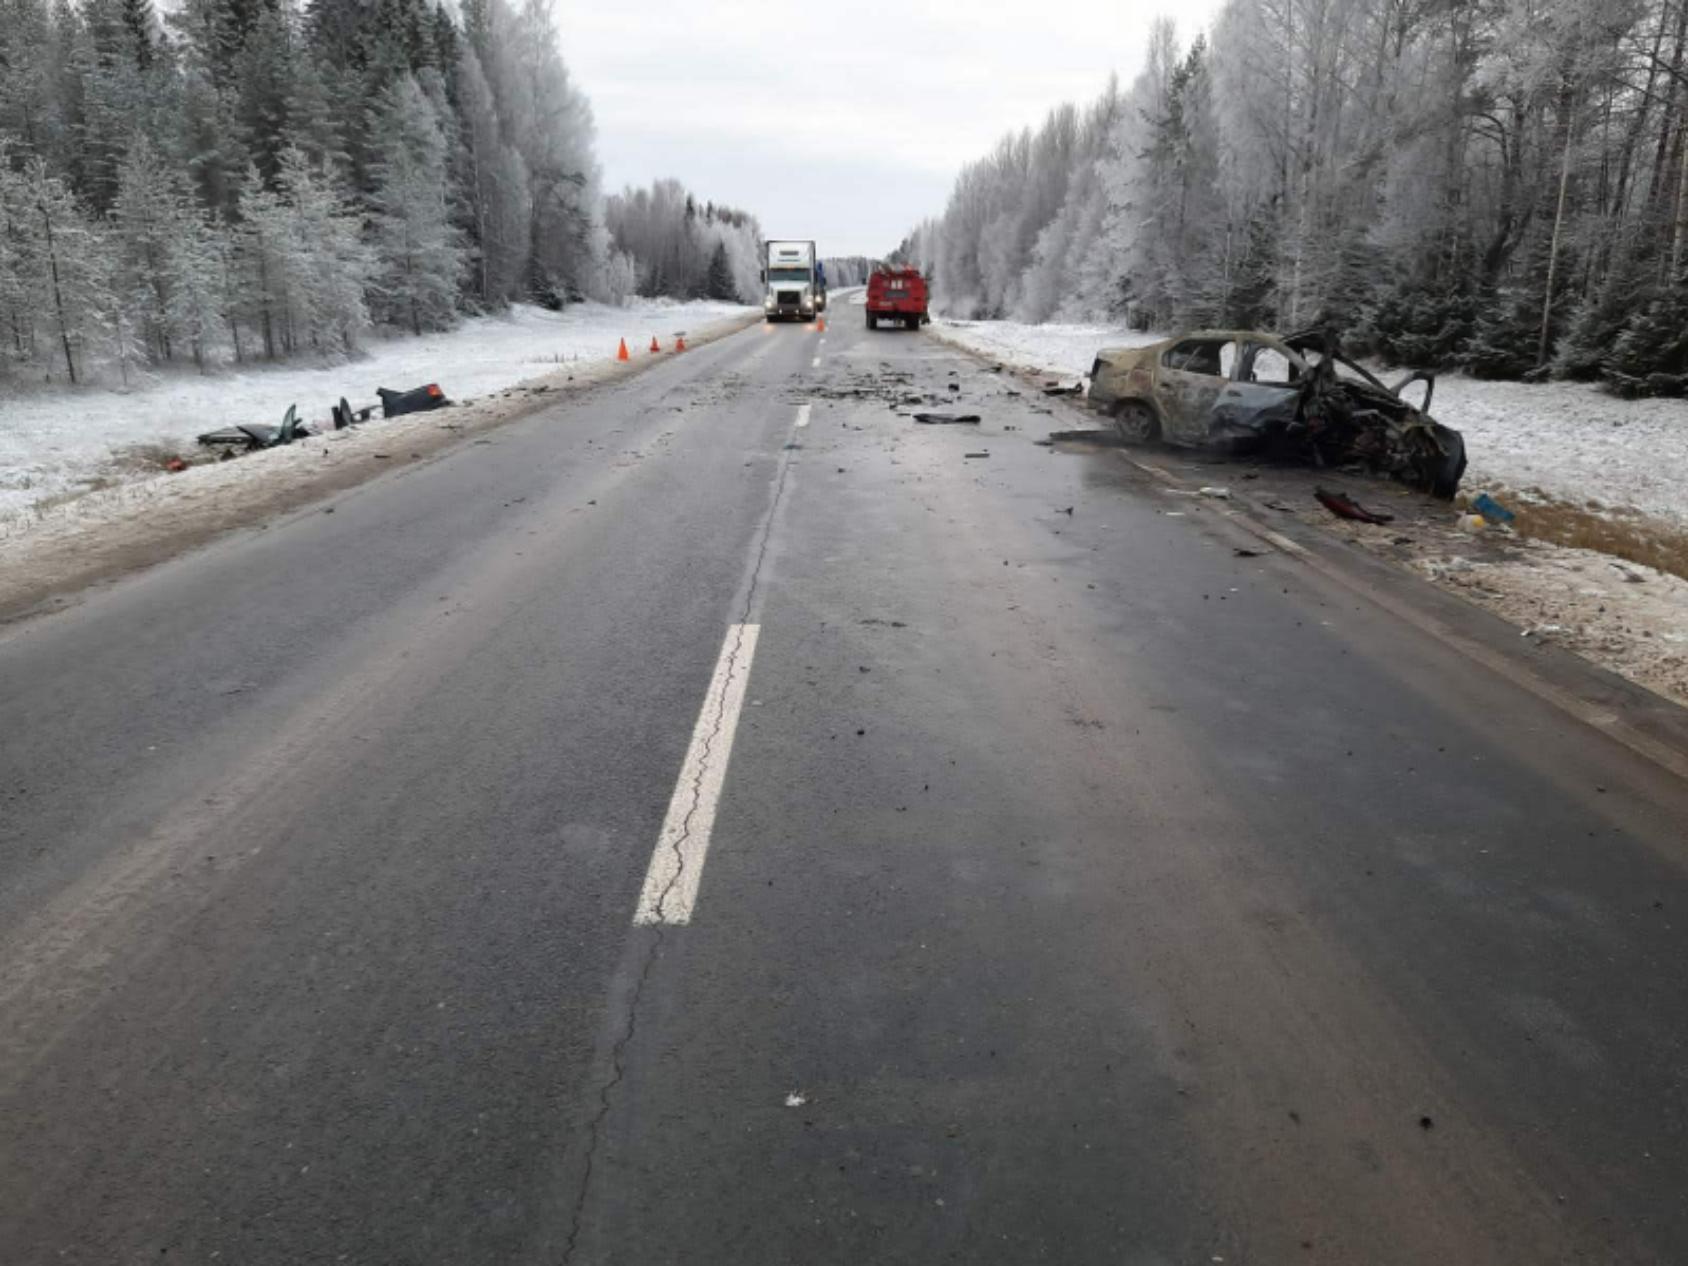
[1112,401,1160,445]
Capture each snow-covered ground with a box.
[932,317,1688,528]
[0,299,752,518]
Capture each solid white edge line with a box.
[633,623,761,926]
[795,404,811,429]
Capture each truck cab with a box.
[763,240,822,322]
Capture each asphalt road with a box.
[2,303,1686,1265]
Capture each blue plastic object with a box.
[1472,492,1515,524]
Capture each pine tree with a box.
[275,146,371,355]
[22,158,110,383]
[0,152,39,373]
[233,163,293,358]
[366,74,463,334]
[704,241,734,301]
[1606,273,1688,392]
[457,46,529,305]
[111,134,180,361]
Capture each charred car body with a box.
[1087,329,1466,498]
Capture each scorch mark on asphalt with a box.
[633,622,761,925]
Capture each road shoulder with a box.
[0,311,761,626]
[937,335,1688,786]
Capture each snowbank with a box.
[0,299,752,518]
[932,317,1688,528]
[932,318,1160,380]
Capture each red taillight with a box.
[426,384,442,398]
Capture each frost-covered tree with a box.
[457,44,530,305]
[234,151,370,360]
[1,0,750,381]
[367,74,464,333]
[274,147,372,355]
[605,178,762,302]
[905,0,1688,385]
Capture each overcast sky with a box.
[562,1,1224,259]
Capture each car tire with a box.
[1112,401,1160,445]
[866,313,877,329]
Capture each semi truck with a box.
[762,240,826,322]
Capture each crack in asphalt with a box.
[558,410,801,1265]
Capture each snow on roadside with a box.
[931,316,1688,529]
[1429,377,1688,529]
[0,299,752,519]
[932,317,1160,381]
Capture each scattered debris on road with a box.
[963,451,990,459]
[1315,487,1395,525]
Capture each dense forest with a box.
[604,179,763,303]
[0,0,759,387]
[903,0,1688,391]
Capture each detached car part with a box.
[378,384,448,418]
[197,404,311,453]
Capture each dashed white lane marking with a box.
[811,356,821,368]
[633,623,762,925]
[795,404,811,428]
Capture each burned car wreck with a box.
[1087,329,1466,498]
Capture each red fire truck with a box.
[865,267,929,330]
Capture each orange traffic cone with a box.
[674,335,686,352]
[616,338,629,362]
[649,336,661,353]
[817,315,827,332]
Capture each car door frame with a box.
[1153,337,1239,444]
[1204,338,1307,441]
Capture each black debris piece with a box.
[379,383,449,418]
[197,403,311,452]
[911,413,982,425]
